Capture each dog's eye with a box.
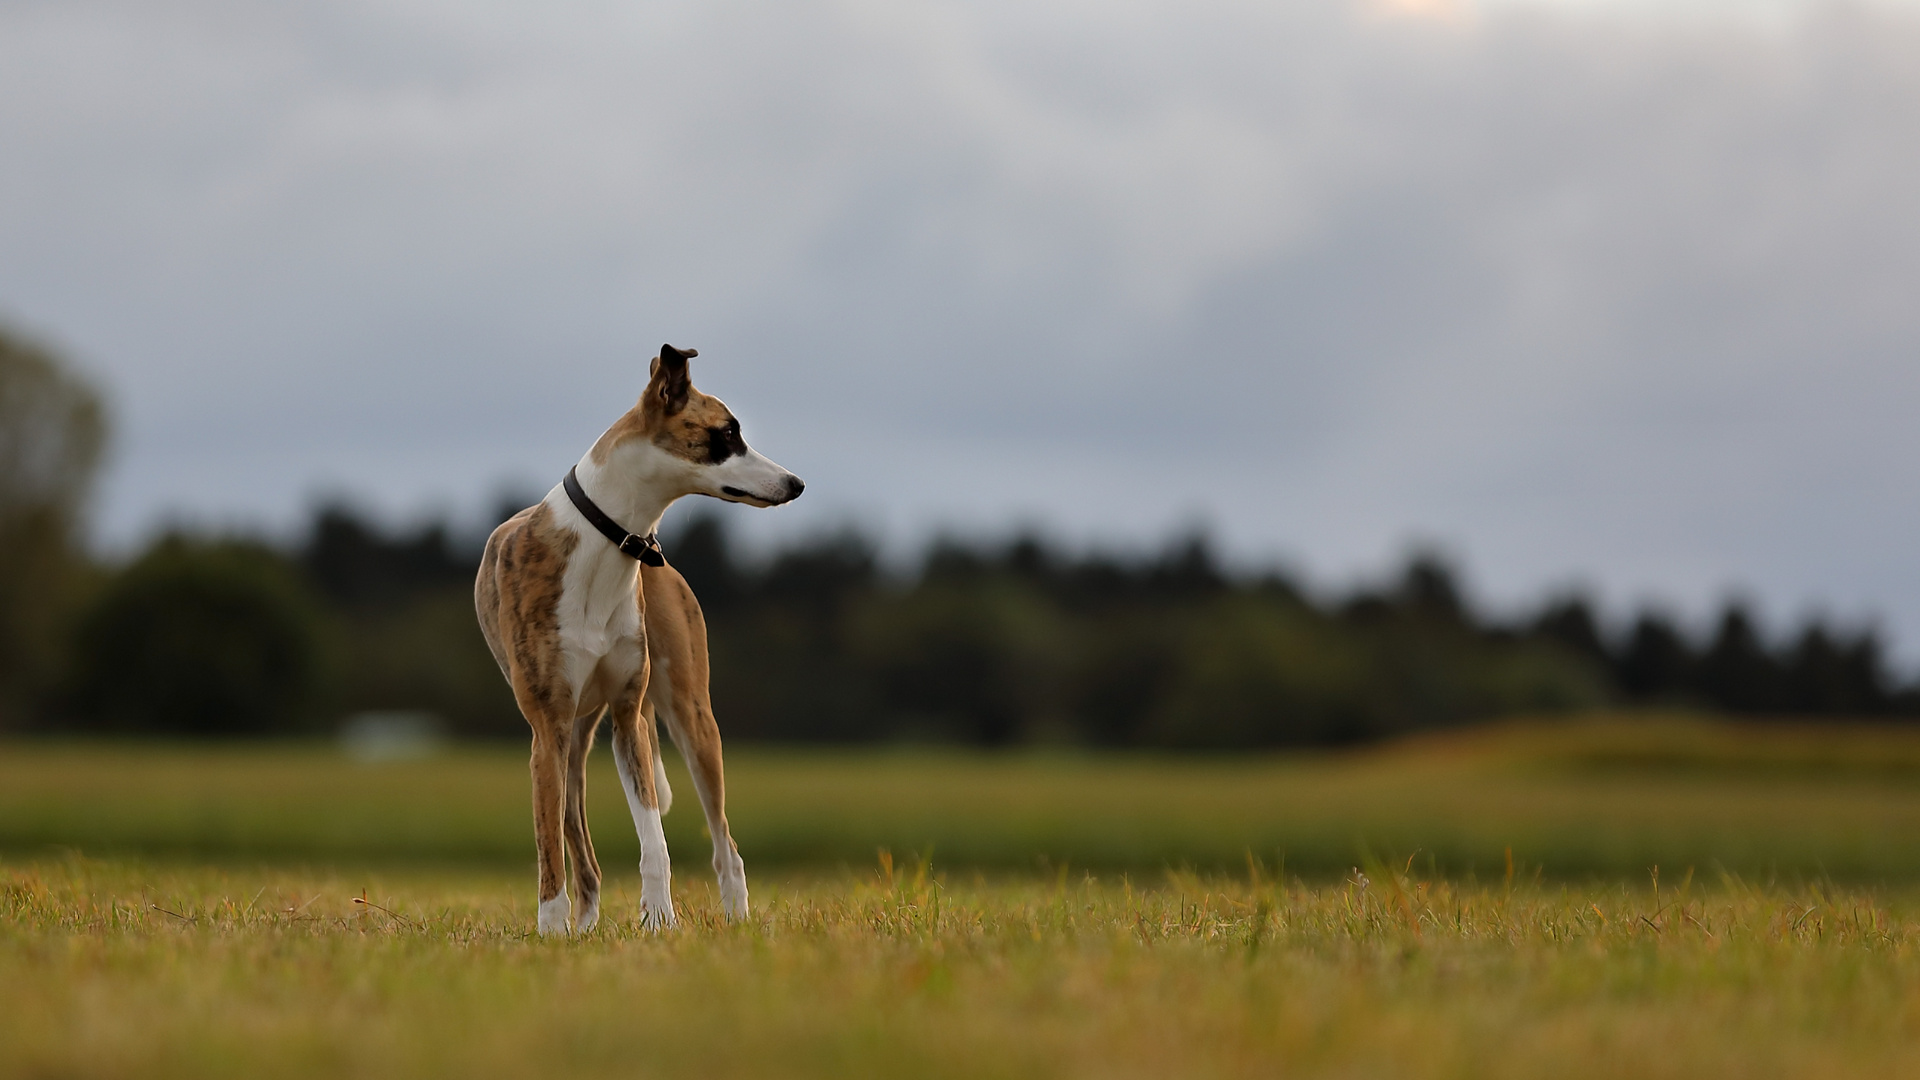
[706,422,740,465]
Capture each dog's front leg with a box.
[610,682,676,930]
[527,719,573,936]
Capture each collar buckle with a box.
[619,532,665,567]
[564,465,667,567]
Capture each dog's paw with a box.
[639,876,677,931]
[638,900,678,931]
[574,894,600,934]
[537,890,571,937]
[717,861,750,921]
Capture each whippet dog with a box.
[475,345,804,935]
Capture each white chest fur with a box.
[544,487,647,705]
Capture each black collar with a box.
[563,466,665,566]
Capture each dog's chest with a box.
[555,548,642,660]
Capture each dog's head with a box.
[591,344,805,507]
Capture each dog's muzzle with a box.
[723,475,805,505]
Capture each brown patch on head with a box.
[588,343,746,467]
[652,389,741,465]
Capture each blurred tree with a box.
[331,588,520,736]
[702,526,884,742]
[1394,550,1470,627]
[1529,593,1610,665]
[1002,532,1058,585]
[1139,596,1373,747]
[922,536,990,585]
[65,481,1906,746]
[857,580,1067,745]
[1143,532,1227,600]
[666,511,741,612]
[301,502,471,609]
[757,528,878,612]
[0,325,106,730]
[1071,610,1180,746]
[1614,612,1695,701]
[1781,622,1892,716]
[296,503,515,736]
[1340,551,1470,630]
[1695,603,1786,713]
[68,536,328,735]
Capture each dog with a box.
[475,344,803,934]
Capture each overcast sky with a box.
[3,0,1919,653]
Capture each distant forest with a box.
[4,323,1918,745]
[32,500,1920,745]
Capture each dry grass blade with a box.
[351,891,415,926]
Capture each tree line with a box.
[19,501,1920,744]
[668,517,1920,745]
[3,322,1916,744]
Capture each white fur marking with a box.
[717,849,750,921]
[574,892,599,934]
[653,751,673,816]
[546,483,644,697]
[538,889,571,937]
[704,444,801,506]
[614,738,677,930]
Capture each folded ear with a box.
[649,343,697,413]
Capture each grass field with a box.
[12,714,1920,877]
[11,856,1920,1078]
[12,715,1920,1078]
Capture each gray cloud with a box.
[3,0,1920,652]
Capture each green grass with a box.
[13,715,1920,1078]
[11,714,1920,877]
[9,856,1920,1079]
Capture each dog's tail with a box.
[653,752,673,816]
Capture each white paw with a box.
[574,894,599,934]
[639,876,677,931]
[537,890,571,937]
[717,857,750,921]
[638,901,677,931]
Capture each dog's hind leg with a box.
[563,707,605,933]
[610,683,676,930]
[640,565,747,920]
[653,689,747,921]
[487,510,589,937]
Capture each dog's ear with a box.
[649,343,697,413]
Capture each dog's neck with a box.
[565,448,680,550]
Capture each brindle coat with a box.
[476,345,801,933]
